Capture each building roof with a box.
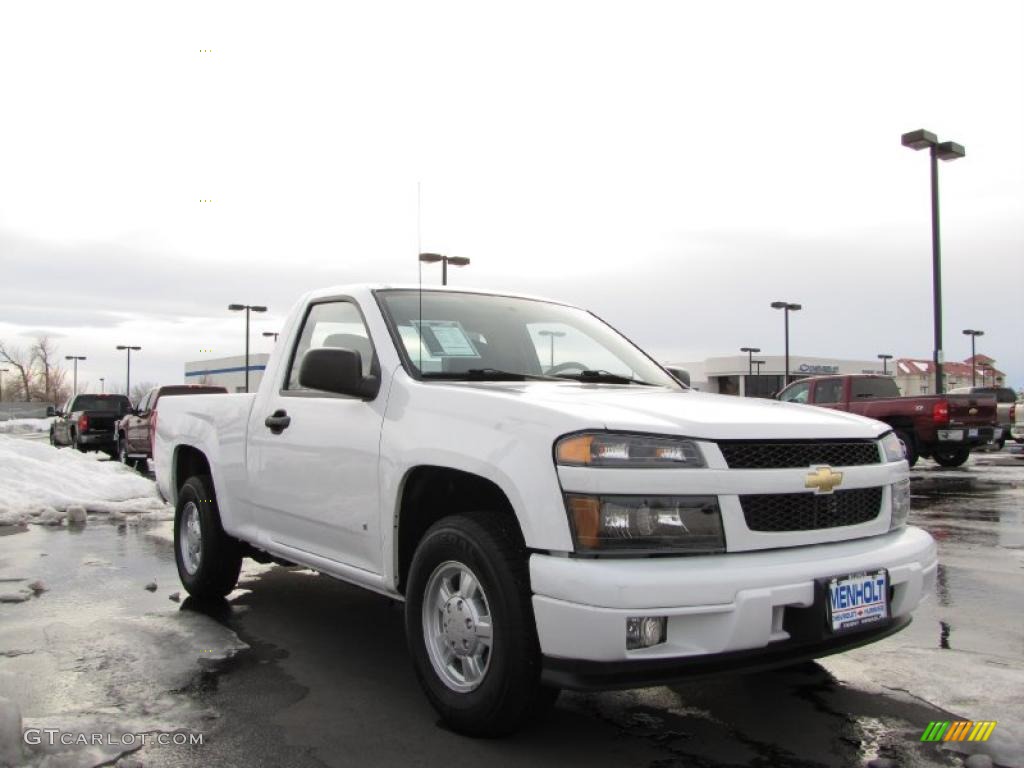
[895,357,1005,378]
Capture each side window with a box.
[815,379,844,404]
[286,301,375,391]
[780,381,810,404]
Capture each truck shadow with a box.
[181,567,962,768]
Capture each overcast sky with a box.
[1,0,1021,394]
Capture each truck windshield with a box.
[376,290,681,388]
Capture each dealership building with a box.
[184,354,270,393]
[667,354,890,397]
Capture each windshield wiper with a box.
[422,369,564,382]
[555,370,655,385]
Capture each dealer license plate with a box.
[827,570,889,633]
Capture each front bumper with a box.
[530,526,936,686]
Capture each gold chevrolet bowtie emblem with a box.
[968,407,978,415]
[805,466,843,494]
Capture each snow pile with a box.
[0,435,170,524]
[0,417,53,435]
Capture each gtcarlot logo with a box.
[24,729,205,747]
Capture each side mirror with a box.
[299,347,380,399]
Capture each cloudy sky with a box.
[1,0,1021,394]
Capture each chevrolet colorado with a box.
[155,285,936,736]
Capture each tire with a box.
[896,430,918,468]
[174,475,242,600]
[992,438,1006,452]
[933,446,970,468]
[49,428,57,447]
[405,512,551,737]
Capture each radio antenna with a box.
[417,181,423,370]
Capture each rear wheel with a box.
[405,512,553,737]
[117,436,141,472]
[72,432,87,452]
[896,430,918,468]
[933,446,970,468]
[174,475,242,600]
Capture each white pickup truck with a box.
[155,284,937,736]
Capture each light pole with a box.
[538,330,566,369]
[65,355,86,395]
[0,368,8,402]
[770,302,801,386]
[877,354,893,376]
[901,129,966,395]
[262,331,279,342]
[228,304,268,393]
[418,252,470,285]
[752,359,766,394]
[115,346,141,397]
[99,377,105,394]
[962,329,984,386]
[740,346,760,396]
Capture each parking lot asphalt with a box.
[1,448,1021,768]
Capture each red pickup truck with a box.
[777,374,998,467]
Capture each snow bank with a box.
[0,435,170,523]
[0,417,53,435]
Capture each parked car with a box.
[947,386,1016,450]
[50,394,133,455]
[116,385,227,470]
[155,285,936,736]
[777,374,998,468]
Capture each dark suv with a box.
[51,394,134,455]
[116,385,226,470]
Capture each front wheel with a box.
[405,513,552,737]
[174,475,242,600]
[933,446,971,468]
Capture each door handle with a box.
[265,409,291,434]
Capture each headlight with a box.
[556,433,705,468]
[565,494,725,554]
[880,432,906,463]
[890,478,911,530]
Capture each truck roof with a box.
[303,283,567,307]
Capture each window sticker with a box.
[412,320,481,358]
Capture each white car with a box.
[155,285,936,736]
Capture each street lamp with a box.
[0,368,8,402]
[740,347,760,394]
[228,304,268,393]
[752,359,766,385]
[115,346,141,397]
[962,329,984,387]
[538,330,566,369]
[65,355,87,395]
[418,252,470,286]
[877,354,893,376]
[262,331,279,342]
[770,301,801,386]
[99,377,105,394]
[901,128,966,395]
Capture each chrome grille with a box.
[740,487,884,532]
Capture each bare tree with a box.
[130,381,159,405]
[30,335,66,404]
[0,341,34,401]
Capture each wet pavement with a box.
[1,448,1021,768]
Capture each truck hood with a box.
[439,382,889,440]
